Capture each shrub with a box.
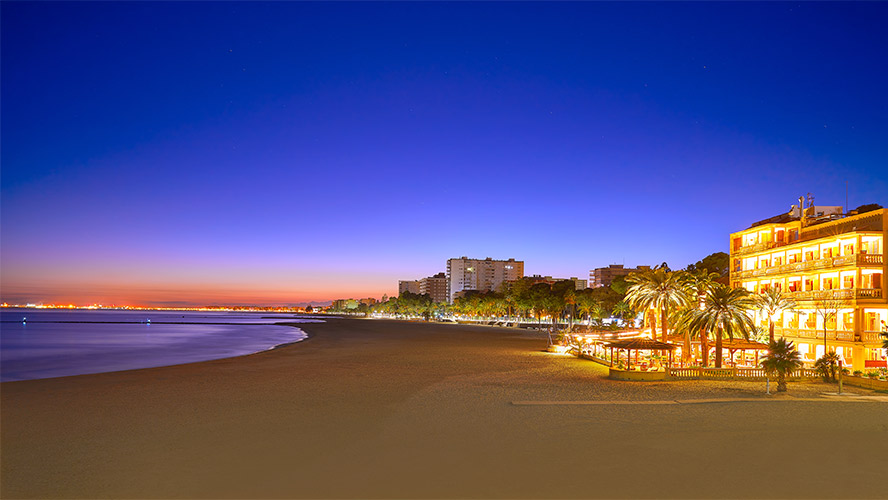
[853,370,863,377]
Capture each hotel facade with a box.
[729,204,886,371]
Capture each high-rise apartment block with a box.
[589,264,650,288]
[729,202,886,371]
[446,257,524,303]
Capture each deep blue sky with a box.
[2,2,886,305]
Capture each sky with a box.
[2,2,886,306]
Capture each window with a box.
[843,312,854,330]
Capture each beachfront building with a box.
[589,264,650,288]
[526,275,588,290]
[446,257,524,303]
[419,272,448,303]
[729,202,887,371]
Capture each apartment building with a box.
[419,272,448,303]
[446,257,524,303]
[398,280,421,295]
[589,264,650,288]
[729,203,886,370]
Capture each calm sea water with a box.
[0,308,319,382]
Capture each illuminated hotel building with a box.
[446,257,524,303]
[729,203,886,371]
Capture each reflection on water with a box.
[0,309,318,382]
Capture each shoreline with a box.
[0,317,314,384]
[2,317,885,499]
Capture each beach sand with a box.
[2,317,886,499]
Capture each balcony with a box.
[783,288,882,301]
[774,327,857,342]
[863,331,884,342]
[733,241,777,256]
[733,253,883,280]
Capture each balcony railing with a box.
[733,241,777,256]
[783,288,882,301]
[733,253,883,280]
[774,327,857,342]
[667,367,819,381]
[863,331,886,342]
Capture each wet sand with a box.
[2,317,886,499]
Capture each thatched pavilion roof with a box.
[604,338,676,350]
[722,338,769,350]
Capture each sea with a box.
[0,308,319,382]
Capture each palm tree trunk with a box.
[769,320,775,344]
[701,328,709,367]
[683,331,691,363]
[661,306,668,343]
[648,309,656,339]
[715,331,723,368]
[777,371,787,392]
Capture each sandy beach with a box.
[1,317,886,499]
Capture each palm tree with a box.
[880,321,888,351]
[563,290,577,331]
[589,302,608,329]
[626,268,691,342]
[680,270,720,364]
[814,351,841,382]
[761,338,804,392]
[688,285,755,368]
[575,294,600,327]
[612,300,632,327]
[753,287,797,343]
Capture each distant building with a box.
[419,272,448,303]
[564,277,587,290]
[589,264,650,288]
[525,275,587,290]
[331,299,359,310]
[446,257,524,303]
[398,280,421,295]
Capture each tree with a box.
[814,351,841,382]
[761,338,804,392]
[589,302,608,329]
[305,305,313,313]
[753,287,798,343]
[854,203,882,214]
[687,252,730,278]
[626,268,691,342]
[612,300,633,326]
[575,292,600,327]
[813,298,848,352]
[688,285,755,368]
[680,270,720,365]
[881,320,888,351]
